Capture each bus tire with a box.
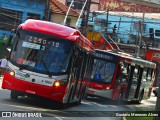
[117,91,123,105]
[75,95,82,106]
[154,92,157,97]
[138,91,144,104]
[82,87,88,99]
[61,103,68,109]
[75,88,85,105]
[67,87,73,104]
[10,90,18,100]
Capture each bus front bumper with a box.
[2,72,66,103]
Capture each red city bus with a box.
[87,49,156,103]
[145,48,160,96]
[2,19,94,105]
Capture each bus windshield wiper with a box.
[41,59,52,77]
[19,64,28,70]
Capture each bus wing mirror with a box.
[5,29,16,47]
[11,29,16,33]
[5,35,13,47]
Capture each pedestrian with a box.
[0,56,7,76]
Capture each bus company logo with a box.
[44,80,52,85]
[2,112,11,117]
[16,71,30,78]
[152,53,160,59]
[1,112,42,117]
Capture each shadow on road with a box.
[85,96,145,106]
[3,96,76,110]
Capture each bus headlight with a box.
[53,80,67,87]
[10,71,15,76]
[104,86,111,90]
[6,68,15,76]
[54,81,60,87]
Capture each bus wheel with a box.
[10,90,18,100]
[61,103,68,109]
[75,88,85,105]
[75,95,82,106]
[82,87,88,100]
[138,91,144,104]
[77,90,84,105]
[154,92,157,97]
[67,87,73,104]
[117,92,123,105]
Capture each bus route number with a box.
[28,36,60,47]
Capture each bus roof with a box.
[19,19,94,52]
[95,49,156,69]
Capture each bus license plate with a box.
[88,90,94,94]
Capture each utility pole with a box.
[80,0,91,36]
[80,0,99,36]
[136,20,142,58]
[106,9,109,32]
[155,84,160,120]
[44,0,50,21]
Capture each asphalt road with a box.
[0,77,157,120]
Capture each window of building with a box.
[27,13,40,20]
[0,8,23,31]
[66,18,71,26]
[66,0,83,10]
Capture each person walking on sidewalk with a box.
[0,56,7,76]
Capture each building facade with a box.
[58,0,99,12]
[0,0,46,39]
[50,0,79,27]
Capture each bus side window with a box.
[146,68,152,81]
[72,48,81,67]
[142,68,147,82]
[74,56,82,68]
[116,64,126,83]
[117,61,129,83]
[116,64,122,79]
[132,66,139,84]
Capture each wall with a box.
[0,0,46,38]
[58,0,66,5]
[51,14,78,27]
[88,13,160,43]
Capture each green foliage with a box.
[126,116,153,120]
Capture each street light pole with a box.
[136,20,142,58]
[154,66,160,120]
[79,0,99,36]
[44,0,51,21]
[64,0,75,25]
[106,9,109,32]
[80,0,91,36]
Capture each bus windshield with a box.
[91,59,116,83]
[10,30,74,75]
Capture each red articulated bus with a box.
[87,49,156,104]
[2,19,94,105]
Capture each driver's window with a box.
[146,68,152,81]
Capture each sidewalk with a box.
[0,77,2,89]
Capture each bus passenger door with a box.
[141,68,153,99]
[127,66,143,100]
[67,48,84,103]
[114,62,128,101]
